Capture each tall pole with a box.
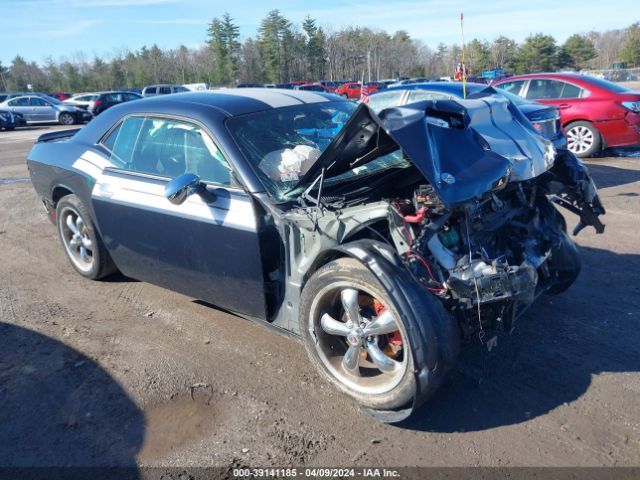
[460,12,467,98]
[367,51,371,83]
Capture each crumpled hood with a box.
[297,94,556,207]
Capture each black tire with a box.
[55,194,116,280]
[565,121,601,158]
[5,127,15,131]
[546,231,581,295]
[58,112,76,126]
[300,258,416,410]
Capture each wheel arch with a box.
[306,239,460,422]
[562,118,595,129]
[52,184,74,205]
[564,119,604,155]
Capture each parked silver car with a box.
[141,84,190,97]
[63,93,100,111]
[0,95,92,125]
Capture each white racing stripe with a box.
[71,149,114,176]
[93,176,256,232]
[71,149,256,232]
[93,173,256,233]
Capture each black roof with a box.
[134,88,343,117]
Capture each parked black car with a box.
[26,90,604,421]
[87,91,142,116]
[0,109,27,130]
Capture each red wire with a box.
[392,200,446,293]
[405,252,447,292]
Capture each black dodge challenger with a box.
[27,89,605,421]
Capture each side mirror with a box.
[164,173,203,205]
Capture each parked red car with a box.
[335,82,379,99]
[493,73,640,157]
[48,92,72,101]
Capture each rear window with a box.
[583,76,632,93]
[559,82,584,99]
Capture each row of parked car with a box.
[366,73,640,157]
[3,74,639,157]
[0,84,197,130]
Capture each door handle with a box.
[558,104,571,109]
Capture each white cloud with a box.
[133,18,207,25]
[72,0,179,7]
[40,19,100,38]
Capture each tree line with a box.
[1,10,639,93]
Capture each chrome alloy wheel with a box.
[59,113,75,125]
[59,206,94,272]
[566,125,594,155]
[310,283,409,395]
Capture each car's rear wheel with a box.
[300,258,416,410]
[59,112,76,126]
[56,194,116,280]
[566,121,601,157]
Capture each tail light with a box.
[92,99,103,108]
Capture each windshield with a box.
[41,95,62,105]
[228,101,387,201]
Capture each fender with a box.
[333,239,460,422]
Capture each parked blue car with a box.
[368,82,567,150]
[0,109,26,130]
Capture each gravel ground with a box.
[1,125,639,471]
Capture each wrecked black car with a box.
[26,89,604,422]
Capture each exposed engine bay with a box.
[280,95,606,343]
[386,167,597,339]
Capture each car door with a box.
[523,78,590,123]
[7,97,32,120]
[30,96,57,122]
[90,114,267,319]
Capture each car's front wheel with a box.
[300,258,416,410]
[58,112,76,126]
[566,121,601,157]
[56,194,116,280]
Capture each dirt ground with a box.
[1,125,639,470]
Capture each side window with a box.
[107,93,124,103]
[367,91,404,113]
[145,87,157,95]
[9,98,29,106]
[159,87,172,94]
[30,97,48,106]
[495,80,525,96]
[407,90,451,102]
[525,79,563,100]
[102,116,231,186]
[559,82,584,99]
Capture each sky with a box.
[1,0,638,65]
